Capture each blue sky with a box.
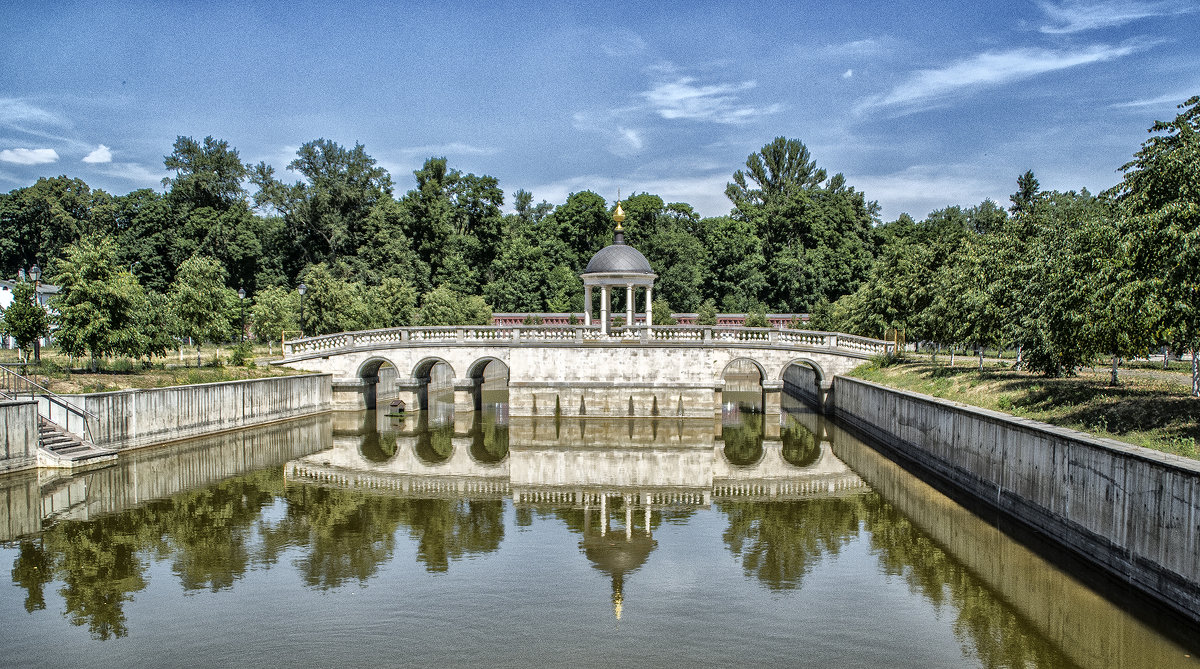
[1,0,1195,222]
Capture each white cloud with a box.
[613,127,644,156]
[1038,0,1194,33]
[1110,92,1194,108]
[641,78,782,124]
[820,37,890,57]
[843,69,854,79]
[399,141,498,157]
[848,164,1008,221]
[860,44,1137,113]
[0,99,69,128]
[526,171,733,219]
[82,144,112,163]
[97,162,164,183]
[602,30,646,57]
[0,148,59,165]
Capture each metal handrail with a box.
[0,363,97,443]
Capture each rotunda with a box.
[579,202,657,335]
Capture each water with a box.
[0,397,1196,668]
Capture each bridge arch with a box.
[779,358,830,412]
[411,357,456,417]
[721,357,765,416]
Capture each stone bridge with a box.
[278,325,891,417]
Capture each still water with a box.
[0,393,1196,668]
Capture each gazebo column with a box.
[625,284,634,328]
[600,286,610,335]
[645,284,654,330]
[584,285,592,326]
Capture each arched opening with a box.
[780,359,826,412]
[722,358,764,418]
[468,358,510,412]
[357,357,399,410]
[722,413,765,466]
[413,358,455,425]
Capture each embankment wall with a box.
[43,373,332,450]
[0,400,38,474]
[831,375,1200,624]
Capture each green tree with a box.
[297,263,369,336]
[1110,96,1200,395]
[170,255,236,364]
[1,281,48,361]
[52,235,162,368]
[250,286,299,353]
[163,135,250,213]
[696,299,718,326]
[417,285,492,326]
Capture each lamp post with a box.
[29,263,41,362]
[298,283,307,338]
[238,287,247,343]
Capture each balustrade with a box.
[281,324,888,357]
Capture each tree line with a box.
[816,96,1199,395]
[0,97,1196,392]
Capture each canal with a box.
[0,391,1196,668]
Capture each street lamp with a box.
[298,283,307,338]
[29,263,41,362]
[238,287,247,343]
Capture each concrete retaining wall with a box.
[0,400,38,474]
[44,374,332,450]
[832,375,1200,624]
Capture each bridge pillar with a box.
[395,378,422,413]
[453,378,478,414]
[763,380,783,421]
[712,381,724,415]
[331,376,378,411]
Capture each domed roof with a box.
[584,242,653,274]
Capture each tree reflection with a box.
[719,497,865,590]
[415,412,454,464]
[10,540,52,613]
[722,413,764,465]
[402,499,504,572]
[469,408,509,464]
[860,493,1079,668]
[780,420,820,468]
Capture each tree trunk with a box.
[1163,345,1169,370]
[933,342,939,364]
[950,347,955,367]
[978,346,984,371]
[1111,353,1119,385]
[196,344,202,368]
[1015,344,1023,370]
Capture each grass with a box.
[0,344,307,394]
[849,358,1199,460]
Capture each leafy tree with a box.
[163,135,250,213]
[1009,170,1041,215]
[363,277,418,328]
[652,298,677,325]
[297,263,368,336]
[111,189,177,293]
[170,255,236,363]
[1110,96,1200,395]
[52,235,162,368]
[417,285,492,326]
[250,286,299,353]
[0,281,48,361]
[0,176,110,278]
[699,216,766,312]
[696,299,718,326]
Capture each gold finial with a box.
[614,189,625,230]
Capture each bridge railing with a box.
[282,325,891,357]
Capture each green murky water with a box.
[0,395,1195,668]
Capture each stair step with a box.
[54,445,94,456]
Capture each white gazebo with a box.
[580,202,657,335]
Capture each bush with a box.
[744,306,769,328]
[696,299,718,326]
[522,314,544,325]
[230,341,253,366]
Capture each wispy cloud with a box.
[97,162,164,183]
[0,99,69,128]
[641,78,781,124]
[1038,0,1194,33]
[819,37,891,58]
[526,171,733,218]
[848,163,1006,221]
[860,44,1137,113]
[82,144,113,163]
[0,148,59,165]
[1110,91,1194,108]
[601,30,646,57]
[399,141,498,157]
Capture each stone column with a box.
[645,285,654,329]
[600,286,610,335]
[584,285,592,326]
[625,284,634,328]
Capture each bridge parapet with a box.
[282,325,891,358]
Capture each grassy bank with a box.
[848,359,1199,460]
[0,344,304,394]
